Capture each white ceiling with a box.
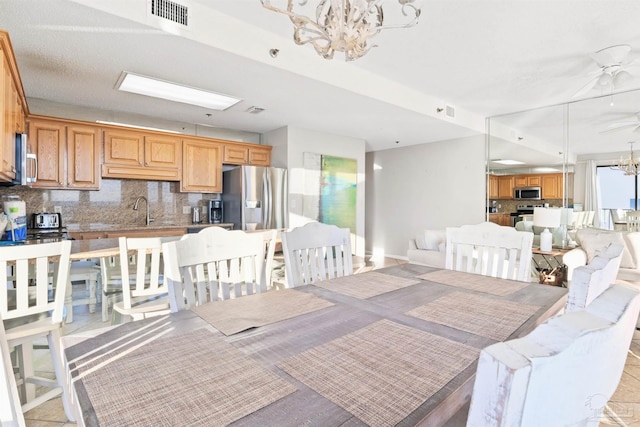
[2,0,640,164]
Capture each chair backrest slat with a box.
[281,222,353,287]
[446,222,533,282]
[118,237,167,309]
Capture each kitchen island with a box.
[66,222,234,240]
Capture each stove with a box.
[27,213,70,241]
[510,205,544,227]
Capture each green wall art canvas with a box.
[302,152,357,231]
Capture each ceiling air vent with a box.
[445,105,455,118]
[246,106,265,114]
[150,0,188,26]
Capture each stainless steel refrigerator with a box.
[222,166,288,231]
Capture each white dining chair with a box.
[280,222,353,288]
[626,210,640,232]
[0,240,75,422]
[0,312,25,427]
[445,222,534,282]
[466,282,640,427]
[565,243,624,313]
[163,227,266,312]
[111,236,170,323]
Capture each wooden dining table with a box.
[62,263,567,427]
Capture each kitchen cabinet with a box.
[541,173,561,199]
[181,137,223,193]
[514,175,542,188]
[102,129,181,181]
[497,176,514,199]
[488,175,499,199]
[489,213,511,226]
[28,118,101,189]
[223,143,272,166]
[0,32,28,183]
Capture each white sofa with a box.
[407,229,446,268]
[563,228,640,283]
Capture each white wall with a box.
[264,126,366,257]
[365,135,487,259]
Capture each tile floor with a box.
[22,257,640,426]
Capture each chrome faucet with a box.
[133,196,154,226]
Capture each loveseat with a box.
[563,227,640,283]
[407,229,446,268]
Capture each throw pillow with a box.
[424,229,446,251]
[414,233,428,250]
[576,228,635,269]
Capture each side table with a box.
[532,247,570,286]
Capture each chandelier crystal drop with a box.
[611,142,640,176]
[261,0,421,61]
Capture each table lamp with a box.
[533,207,562,252]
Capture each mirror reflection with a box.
[488,88,640,234]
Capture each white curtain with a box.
[584,160,600,228]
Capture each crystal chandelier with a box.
[261,0,421,61]
[611,142,640,176]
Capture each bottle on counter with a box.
[2,194,26,241]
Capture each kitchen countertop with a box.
[64,222,235,233]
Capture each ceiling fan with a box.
[599,112,640,134]
[573,44,639,98]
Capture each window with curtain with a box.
[596,166,638,229]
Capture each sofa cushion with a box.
[576,228,635,269]
[423,229,446,252]
[622,232,640,268]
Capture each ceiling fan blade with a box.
[607,121,640,128]
[591,44,631,66]
[572,74,601,98]
[599,122,639,134]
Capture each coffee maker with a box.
[208,200,223,224]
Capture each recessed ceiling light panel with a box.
[492,159,525,165]
[117,72,241,110]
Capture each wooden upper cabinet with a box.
[514,175,542,188]
[102,129,181,180]
[541,173,561,199]
[0,32,28,183]
[223,143,271,166]
[29,119,65,188]
[144,134,181,168]
[103,130,144,166]
[488,175,499,199]
[181,138,222,193]
[223,144,249,165]
[249,146,271,166]
[67,124,100,189]
[497,176,514,199]
[28,118,101,190]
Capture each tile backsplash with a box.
[0,179,219,230]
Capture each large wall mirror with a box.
[487,88,640,231]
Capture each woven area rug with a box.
[418,270,530,296]
[407,291,539,341]
[313,271,422,299]
[192,289,334,335]
[72,328,296,427]
[278,319,479,427]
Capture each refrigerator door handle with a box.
[263,169,272,229]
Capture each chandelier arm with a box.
[262,0,332,40]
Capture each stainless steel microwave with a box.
[514,187,541,200]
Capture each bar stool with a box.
[66,260,101,323]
